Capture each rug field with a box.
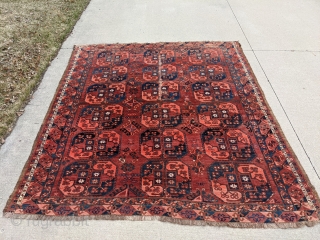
[4,41,320,228]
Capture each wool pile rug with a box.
[4,41,320,228]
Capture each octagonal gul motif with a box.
[160,50,175,64]
[211,82,234,101]
[141,161,191,198]
[208,163,273,203]
[141,103,182,128]
[207,65,227,81]
[59,161,116,196]
[197,103,242,128]
[188,65,207,81]
[113,51,129,65]
[141,82,159,101]
[142,66,158,81]
[95,51,113,66]
[202,129,255,161]
[84,84,107,104]
[188,65,224,82]
[69,131,120,159]
[91,67,111,83]
[143,49,159,65]
[192,82,213,102]
[77,105,123,130]
[160,64,178,81]
[90,66,128,83]
[140,129,187,159]
[84,83,126,104]
[188,49,203,64]
[109,66,128,82]
[105,83,126,103]
[203,49,221,64]
[161,82,180,101]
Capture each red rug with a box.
[4,41,320,227]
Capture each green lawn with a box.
[0,0,90,144]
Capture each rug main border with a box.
[232,43,317,210]
[3,41,320,228]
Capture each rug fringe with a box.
[3,212,319,229]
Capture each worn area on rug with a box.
[3,41,320,228]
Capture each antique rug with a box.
[4,41,320,228]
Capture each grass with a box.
[0,0,90,144]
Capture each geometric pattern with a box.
[3,41,319,227]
